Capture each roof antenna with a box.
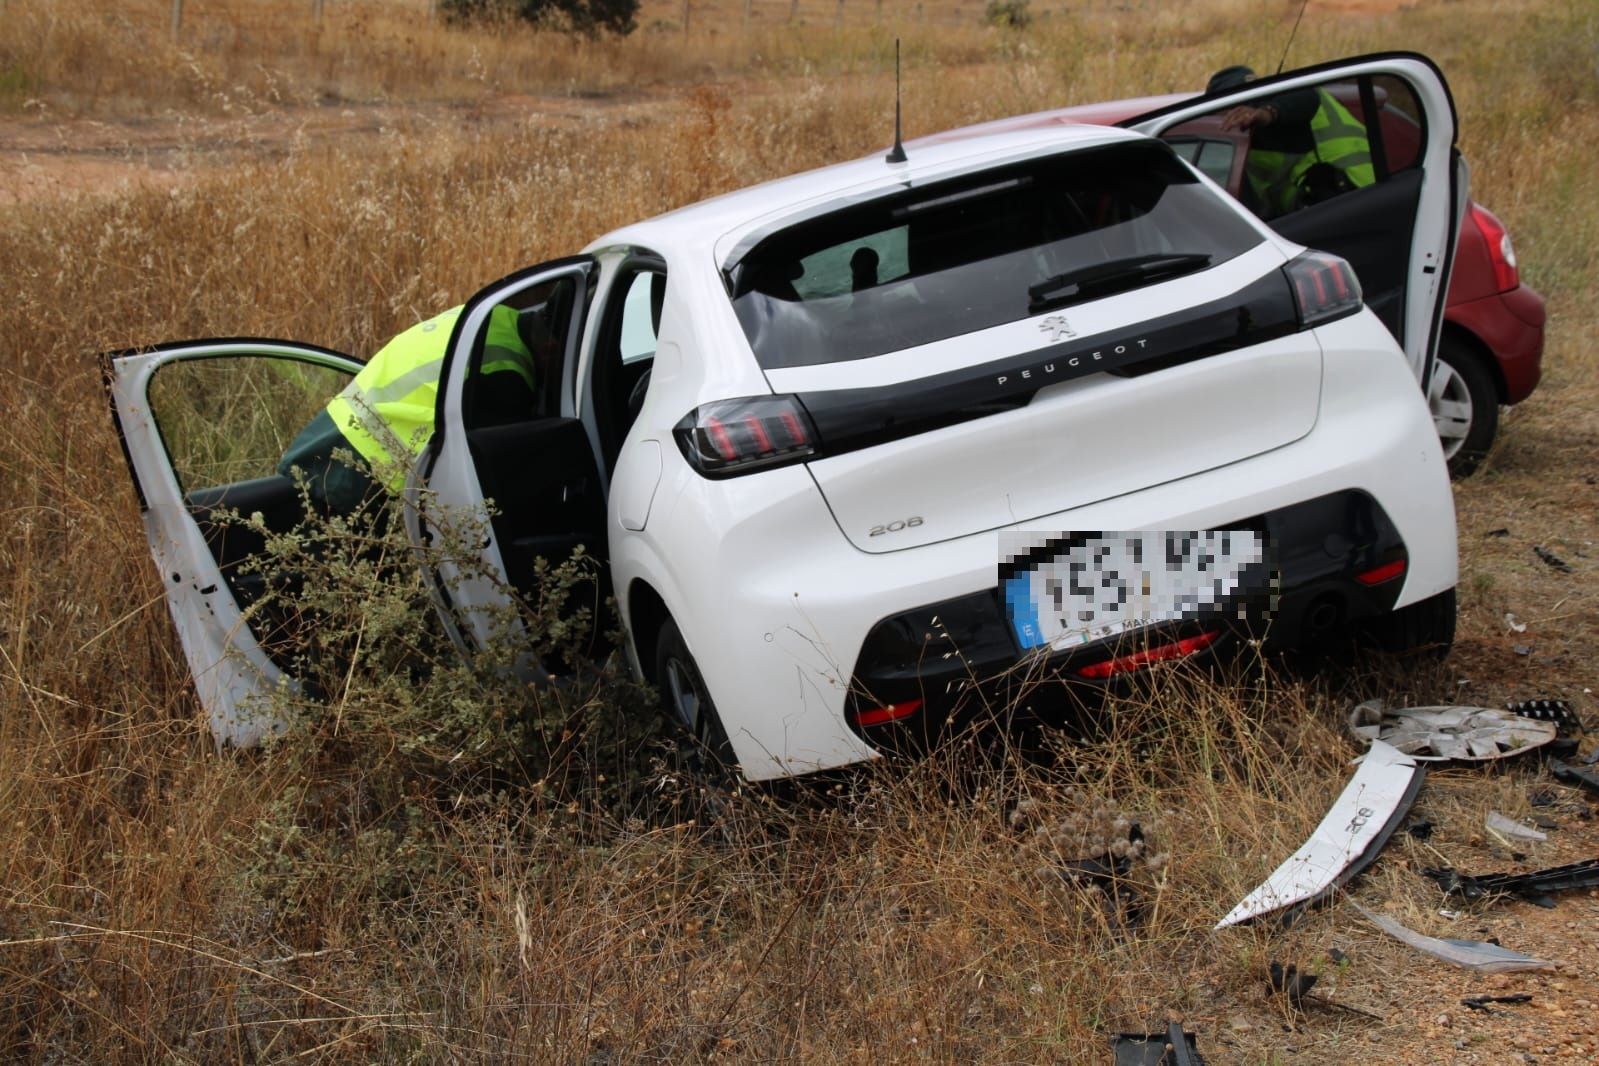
[1275,0,1310,74]
[885,38,907,165]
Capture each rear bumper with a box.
[843,490,1411,753]
[1444,283,1545,404]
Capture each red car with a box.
[914,53,1544,477]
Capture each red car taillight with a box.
[1470,203,1520,294]
[1284,250,1363,328]
[674,395,818,477]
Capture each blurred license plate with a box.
[1001,531,1266,653]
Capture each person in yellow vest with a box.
[1207,65,1376,221]
[278,302,552,514]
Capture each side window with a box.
[148,356,351,497]
[593,262,666,468]
[1162,76,1417,223]
[461,274,579,431]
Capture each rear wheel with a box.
[653,617,738,774]
[1367,588,1456,659]
[1429,337,1499,478]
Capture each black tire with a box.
[1431,337,1500,478]
[653,617,738,774]
[1368,588,1456,659]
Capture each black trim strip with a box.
[797,268,1301,458]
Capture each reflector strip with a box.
[1075,630,1220,680]
[852,699,923,727]
[1355,559,1407,586]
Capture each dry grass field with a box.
[2,0,1598,1061]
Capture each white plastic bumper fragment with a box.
[1349,700,1557,761]
[1216,739,1424,929]
[1351,902,1554,973]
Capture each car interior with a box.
[1158,74,1429,346]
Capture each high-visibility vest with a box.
[1245,90,1377,217]
[326,303,534,490]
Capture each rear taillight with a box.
[1470,204,1520,294]
[674,395,818,477]
[1284,251,1363,328]
[1074,630,1221,680]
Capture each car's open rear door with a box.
[1124,52,1466,389]
[410,257,603,663]
[104,340,362,747]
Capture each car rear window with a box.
[728,140,1266,369]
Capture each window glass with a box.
[1166,138,1237,187]
[148,357,351,494]
[616,270,662,364]
[730,141,1263,369]
[462,274,577,429]
[1369,74,1425,172]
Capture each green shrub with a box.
[984,0,1032,29]
[438,0,639,37]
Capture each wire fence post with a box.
[170,0,183,43]
[313,0,325,24]
[682,0,690,33]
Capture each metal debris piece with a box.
[1350,701,1557,761]
[1486,811,1548,843]
[1507,698,1584,736]
[1534,546,1574,573]
[1351,902,1555,973]
[1216,741,1422,929]
[1462,993,1532,1013]
[1424,858,1599,906]
[1112,1022,1205,1066]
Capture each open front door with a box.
[412,257,603,663]
[1125,52,1465,387]
[104,341,363,747]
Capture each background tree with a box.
[439,0,639,37]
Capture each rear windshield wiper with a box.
[1028,252,1212,313]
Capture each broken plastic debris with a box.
[1548,758,1599,794]
[1507,698,1584,736]
[1216,740,1422,929]
[1349,701,1557,761]
[1268,960,1318,1005]
[1111,1022,1205,1066]
[1423,858,1599,907]
[1351,902,1554,973]
[1486,811,1548,843]
[1462,993,1532,1013]
[1504,612,1528,633]
[1533,545,1574,573]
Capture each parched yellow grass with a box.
[1,0,1597,1061]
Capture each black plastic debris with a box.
[1406,818,1435,841]
[1484,528,1510,538]
[1112,1023,1205,1066]
[1462,993,1533,1013]
[1268,961,1318,1005]
[1326,947,1349,965]
[1549,758,1599,794]
[1423,858,1599,908]
[1057,824,1147,933]
[1534,546,1574,574]
[1509,699,1584,736]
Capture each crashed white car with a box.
[108,52,1462,781]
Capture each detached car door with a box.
[412,257,605,663]
[1125,52,1465,387]
[104,340,363,747]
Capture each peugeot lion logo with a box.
[1038,315,1077,342]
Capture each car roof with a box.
[584,122,1149,271]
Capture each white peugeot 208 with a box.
[109,53,1461,781]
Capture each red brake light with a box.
[1075,631,1221,680]
[1470,204,1519,294]
[1355,559,1407,586]
[850,699,923,727]
[675,395,818,477]
[1284,251,1363,328]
